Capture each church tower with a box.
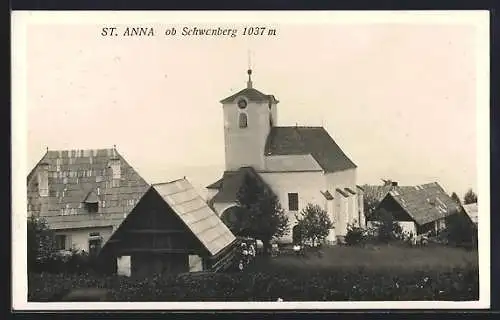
[220,69,279,171]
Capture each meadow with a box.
[28,244,479,302]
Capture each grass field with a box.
[247,244,479,272]
[28,244,479,302]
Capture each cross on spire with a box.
[247,49,253,89]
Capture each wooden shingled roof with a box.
[462,203,478,225]
[152,178,236,256]
[265,126,357,173]
[27,148,150,230]
[380,182,462,226]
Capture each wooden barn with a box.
[97,178,238,277]
[368,182,464,236]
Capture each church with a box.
[206,69,365,244]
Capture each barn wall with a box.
[131,253,189,277]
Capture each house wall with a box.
[259,171,326,243]
[53,226,113,252]
[223,99,271,171]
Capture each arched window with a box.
[239,113,248,128]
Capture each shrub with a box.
[295,204,333,247]
[345,222,365,245]
[28,264,479,302]
[372,209,402,243]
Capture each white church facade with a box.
[206,69,365,244]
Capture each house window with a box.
[55,235,67,251]
[288,193,299,211]
[239,113,248,128]
[85,202,99,213]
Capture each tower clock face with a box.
[237,99,247,109]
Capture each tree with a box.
[464,189,478,205]
[451,192,461,205]
[236,173,289,254]
[27,215,57,271]
[373,208,402,243]
[444,211,476,248]
[294,204,333,247]
[363,193,381,221]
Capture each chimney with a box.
[37,162,49,197]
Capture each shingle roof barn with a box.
[363,184,415,202]
[152,178,236,256]
[27,148,150,230]
[220,87,279,104]
[265,126,357,173]
[462,203,478,225]
[381,182,461,226]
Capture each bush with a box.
[372,209,403,243]
[28,264,479,302]
[345,222,365,245]
[295,204,333,247]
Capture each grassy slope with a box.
[252,244,478,272]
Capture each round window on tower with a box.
[238,99,247,109]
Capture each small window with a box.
[239,113,248,128]
[288,193,299,211]
[55,235,67,250]
[85,202,99,213]
[89,232,100,237]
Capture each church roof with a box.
[220,87,279,104]
[208,167,276,204]
[264,126,357,173]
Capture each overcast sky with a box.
[23,14,482,198]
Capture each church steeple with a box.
[247,69,253,89]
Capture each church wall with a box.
[325,168,358,237]
[264,154,323,172]
[259,171,326,243]
[213,201,238,217]
[223,100,270,171]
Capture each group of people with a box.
[237,240,257,271]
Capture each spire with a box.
[247,69,253,89]
[247,49,253,89]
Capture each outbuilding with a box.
[97,178,238,277]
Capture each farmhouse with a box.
[368,182,462,236]
[206,69,364,244]
[27,148,150,256]
[97,178,238,277]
